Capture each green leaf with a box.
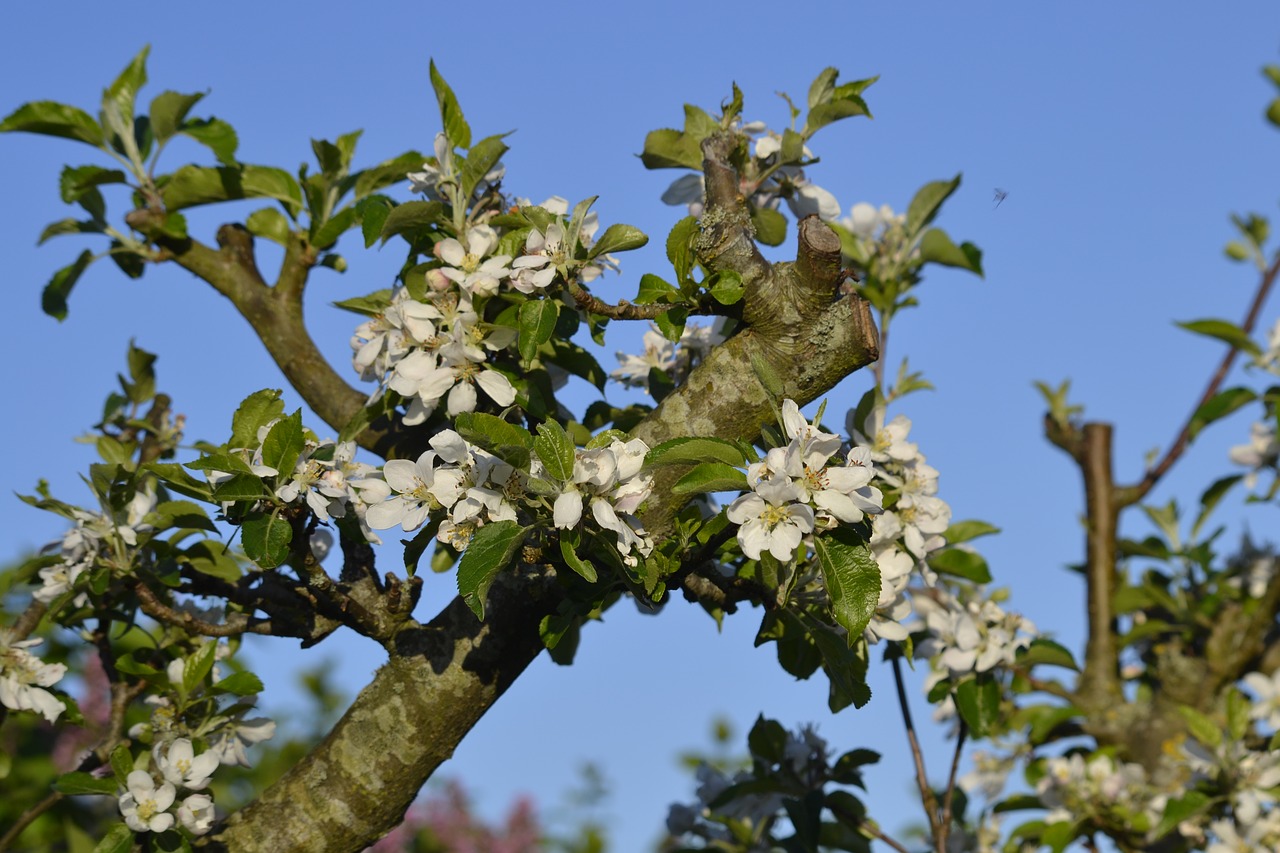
[808,68,839,109]
[640,127,702,170]
[805,94,871,135]
[312,206,357,250]
[230,389,285,449]
[149,90,205,143]
[634,273,680,305]
[459,134,508,202]
[671,462,748,496]
[241,512,293,570]
[707,269,745,305]
[246,207,291,246]
[54,771,118,796]
[1225,240,1252,261]
[519,299,559,363]
[1193,474,1242,537]
[380,200,444,243]
[59,165,127,204]
[429,60,471,149]
[42,249,95,321]
[148,500,216,533]
[180,116,238,164]
[1177,705,1223,748]
[944,519,1001,544]
[654,305,690,343]
[918,228,983,275]
[559,532,598,583]
[1154,791,1211,839]
[1017,638,1079,671]
[183,641,218,695]
[353,150,426,199]
[534,419,577,482]
[109,743,133,782]
[1227,687,1250,741]
[453,412,535,469]
[801,613,872,711]
[160,164,303,216]
[750,351,784,400]
[356,196,394,247]
[665,216,699,283]
[330,289,389,315]
[181,539,242,581]
[101,46,149,147]
[146,463,213,501]
[457,520,526,619]
[814,529,880,641]
[212,671,265,696]
[38,218,103,245]
[905,175,962,237]
[1268,98,1280,129]
[954,676,1000,737]
[590,223,648,258]
[0,100,105,147]
[91,824,135,853]
[1189,387,1256,440]
[928,547,993,583]
[546,339,609,392]
[646,437,748,468]
[260,410,304,479]
[1176,318,1263,357]
[750,206,787,246]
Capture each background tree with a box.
[2,3,1280,845]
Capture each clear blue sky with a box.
[3,2,1279,850]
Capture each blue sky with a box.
[3,2,1279,850]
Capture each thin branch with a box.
[892,656,941,838]
[134,581,273,637]
[0,790,64,852]
[1124,252,1280,503]
[565,280,670,320]
[937,721,968,853]
[8,600,48,642]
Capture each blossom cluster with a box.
[354,133,620,426]
[847,408,953,642]
[364,428,654,564]
[1035,752,1159,835]
[725,400,881,564]
[0,631,67,723]
[34,484,158,606]
[915,589,1037,676]
[117,650,275,837]
[365,428,522,550]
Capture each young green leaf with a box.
[905,175,962,237]
[240,511,293,569]
[645,436,748,468]
[0,101,105,148]
[457,520,527,619]
[671,463,748,496]
[42,250,95,321]
[429,60,471,149]
[814,529,880,642]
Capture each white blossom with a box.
[178,793,215,835]
[156,737,219,791]
[0,632,67,723]
[118,770,177,833]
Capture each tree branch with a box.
[200,133,879,852]
[124,211,410,458]
[1074,423,1123,710]
[892,657,941,841]
[1122,252,1280,503]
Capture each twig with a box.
[938,721,968,852]
[1126,252,1280,502]
[134,581,272,637]
[0,790,64,851]
[892,657,941,839]
[566,280,669,320]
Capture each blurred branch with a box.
[1123,251,1280,503]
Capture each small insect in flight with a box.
[993,188,1009,208]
